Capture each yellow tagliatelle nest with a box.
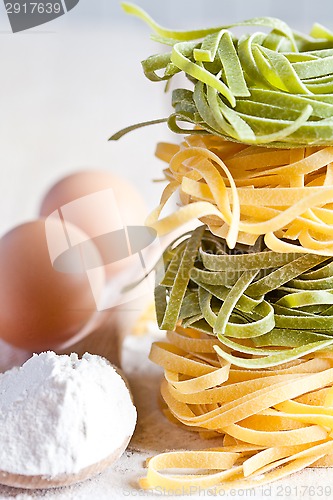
[140,327,333,492]
[147,134,333,254]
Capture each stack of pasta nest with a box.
[120,4,333,492]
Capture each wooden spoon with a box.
[0,435,132,489]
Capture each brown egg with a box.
[0,219,105,352]
[40,170,148,278]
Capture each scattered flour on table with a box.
[0,352,137,477]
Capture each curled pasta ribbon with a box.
[147,145,240,248]
[156,229,333,368]
[149,135,333,255]
[116,5,333,147]
[140,327,333,492]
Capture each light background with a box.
[0,3,332,499]
[0,0,332,236]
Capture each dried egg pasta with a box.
[147,135,333,253]
[112,4,333,493]
[140,327,333,492]
[112,5,333,147]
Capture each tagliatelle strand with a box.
[143,230,333,489]
[155,229,333,368]
[111,8,333,147]
[147,145,241,248]
[141,326,333,491]
[148,135,333,254]
[115,5,333,494]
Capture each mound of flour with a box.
[0,352,137,477]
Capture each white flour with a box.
[0,351,137,477]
